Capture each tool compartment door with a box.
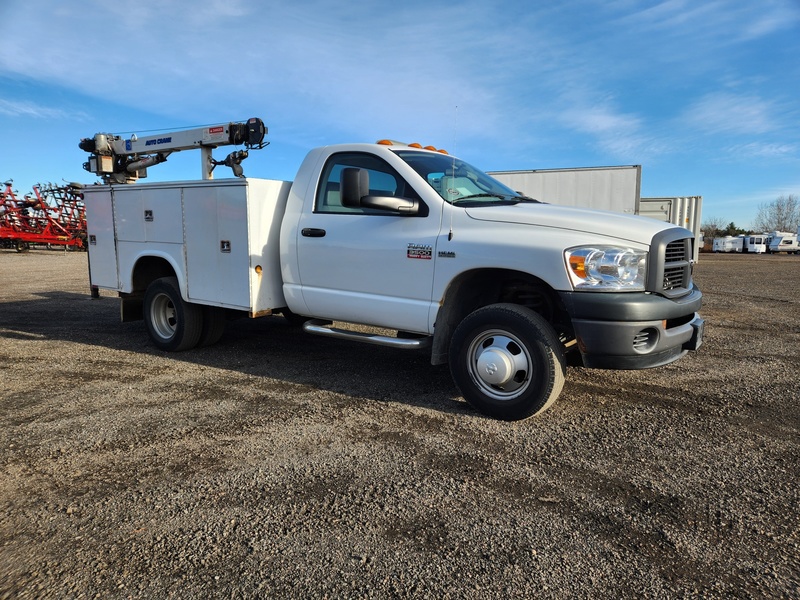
[183,179,290,313]
[83,187,119,289]
[184,181,252,309]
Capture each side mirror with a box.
[341,167,369,207]
[340,167,420,215]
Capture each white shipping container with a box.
[488,166,702,261]
[640,197,703,262]
[488,166,642,214]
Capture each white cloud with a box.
[562,105,641,137]
[725,142,798,160]
[616,0,800,41]
[738,1,800,40]
[724,182,800,212]
[557,102,673,161]
[0,99,85,120]
[681,92,778,135]
[0,0,797,175]
[0,1,512,144]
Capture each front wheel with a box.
[449,303,566,421]
[143,277,203,351]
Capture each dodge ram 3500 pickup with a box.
[81,122,703,420]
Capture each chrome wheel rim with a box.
[466,329,532,401]
[151,292,178,340]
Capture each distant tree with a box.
[701,216,726,239]
[701,218,745,252]
[721,222,746,236]
[752,194,800,233]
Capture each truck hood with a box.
[464,202,673,245]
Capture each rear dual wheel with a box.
[198,306,226,347]
[144,277,203,351]
[449,303,566,421]
[144,277,227,351]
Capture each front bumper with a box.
[559,285,704,370]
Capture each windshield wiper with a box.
[451,193,516,205]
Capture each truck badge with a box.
[407,243,432,260]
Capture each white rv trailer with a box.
[766,231,800,254]
[743,234,768,254]
[712,236,743,253]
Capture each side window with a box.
[315,152,421,214]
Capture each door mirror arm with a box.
[361,195,420,215]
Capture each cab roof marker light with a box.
[375,139,447,154]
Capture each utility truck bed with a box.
[84,178,291,315]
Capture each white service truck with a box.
[80,119,704,421]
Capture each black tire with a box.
[449,303,566,421]
[280,308,310,327]
[143,277,203,351]
[197,305,226,347]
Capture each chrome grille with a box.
[663,266,686,290]
[665,240,687,263]
[648,231,693,298]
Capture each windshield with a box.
[393,149,539,206]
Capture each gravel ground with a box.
[0,249,798,599]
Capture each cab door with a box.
[294,151,442,333]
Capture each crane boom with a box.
[79,118,266,184]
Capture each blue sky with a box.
[1,0,798,229]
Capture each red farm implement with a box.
[1,181,87,251]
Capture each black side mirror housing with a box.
[340,167,420,215]
[341,168,369,207]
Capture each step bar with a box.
[302,320,431,350]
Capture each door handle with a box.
[301,228,326,238]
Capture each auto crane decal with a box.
[145,137,173,146]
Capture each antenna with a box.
[448,106,458,241]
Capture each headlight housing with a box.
[565,246,647,291]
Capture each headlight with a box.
[565,246,647,291]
